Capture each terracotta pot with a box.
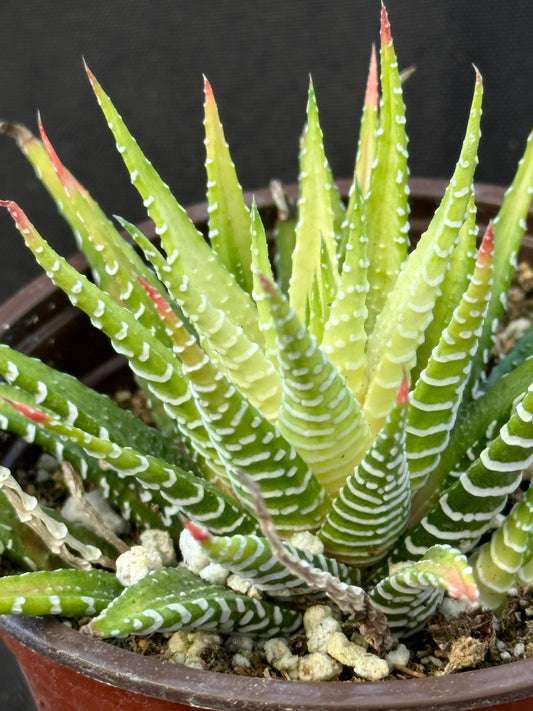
[0,179,533,711]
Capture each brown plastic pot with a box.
[0,179,533,711]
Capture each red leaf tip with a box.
[365,45,379,109]
[380,3,392,47]
[4,398,50,424]
[203,75,214,102]
[38,117,87,197]
[0,200,33,236]
[184,520,211,542]
[477,223,495,265]
[396,371,410,406]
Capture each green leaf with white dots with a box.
[473,483,533,609]
[395,383,533,562]
[289,80,340,321]
[0,569,123,618]
[203,78,253,293]
[363,6,410,335]
[86,66,263,346]
[185,522,355,598]
[363,69,483,436]
[83,566,302,638]
[407,225,495,507]
[322,179,369,400]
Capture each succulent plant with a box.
[0,3,532,667]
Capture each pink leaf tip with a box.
[38,116,87,197]
[0,200,34,237]
[477,223,495,265]
[396,371,410,406]
[4,398,50,424]
[203,75,214,103]
[365,45,379,109]
[380,2,392,47]
[184,520,211,542]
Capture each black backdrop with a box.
[0,0,532,302]
[0,1,532,707]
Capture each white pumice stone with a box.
[115,545,163,586]
[226,573,260,598]
[179,527,211,574]
[298,652,342,681]
[232,653,252,669]
[288,531,324,555]
[513,642,525,657]
[327,631,390,681]
[199,562,228,586]
[264,638,299,679]
[139,529,177,566]
[304,606,341,653]
[303,604,334,632]
[386,643,410,669]
[440,596,471,620]
[166,631,221,669]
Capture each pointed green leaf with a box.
[319,377,409,565]
[185,521,354,598]
[363,70,483,435]
[473,483,533,609]
[289,80,339,320]
[396,382,533,562]
[322,180,369,399]
[203,77,253,293]
[86,67,262,346]
[260,275,370,497]
[0,569,122,617]
[83,566,301,638]
[407,226,495,506]
[363,6,410,335]
[470,128,533,395]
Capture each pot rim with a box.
[1,177,533,711]
[1,614,533,711]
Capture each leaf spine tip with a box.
[380,3,392,47]
[478,223,495,264]
[185,520,211,542]
[203,75,214,102]
[365,45,379,109]
[3,398,50,424]
[396,371,410,406]
[0,200,33,236]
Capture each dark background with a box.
[0,1,531,707]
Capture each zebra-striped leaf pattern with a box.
[370,545,479,635]
[184,521,355,597]
[260,274,370,497]
[473,483,533,609]
[318,376,410,565]
[0,569,123,618]
[406,225,495,503]
[83,566,302,638]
